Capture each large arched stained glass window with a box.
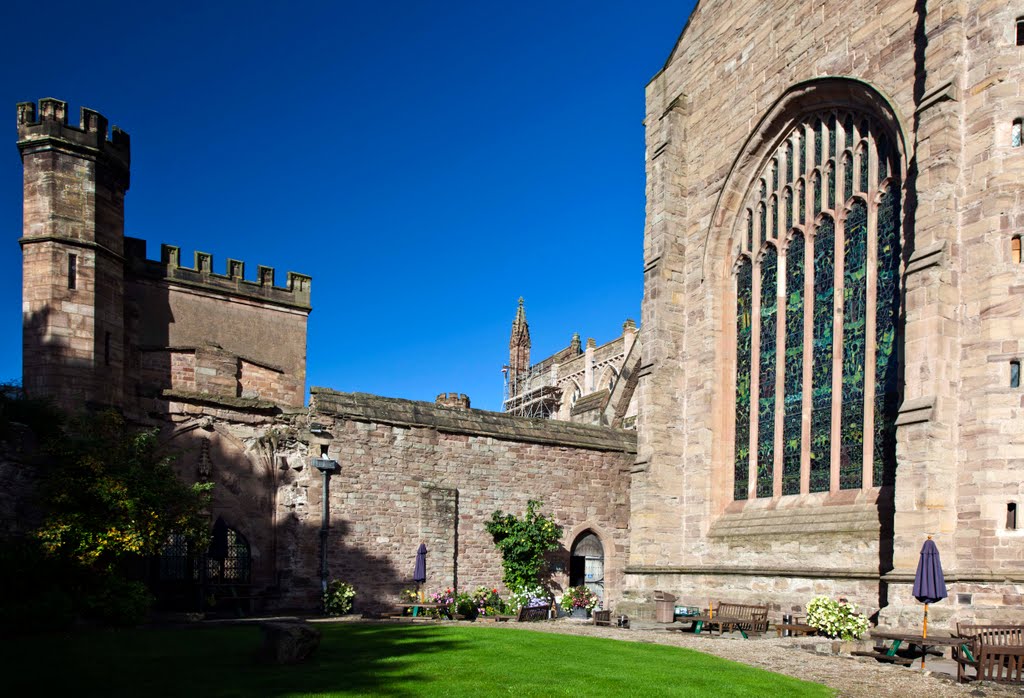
[732,110,901,499]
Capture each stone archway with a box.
[569,530,604,603]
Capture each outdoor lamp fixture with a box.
[309,422,327,435]
[313,456,340,605]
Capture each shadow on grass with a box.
[2,622,462,698]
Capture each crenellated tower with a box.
[17,98,130,409]
[507,297,530,398]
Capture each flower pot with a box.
[570,608,589,620]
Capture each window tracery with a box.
[732,109,901,499]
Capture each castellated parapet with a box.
[17,98,130,185]
[124,238,312,311]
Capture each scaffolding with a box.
[502,365,561,419]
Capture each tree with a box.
[8,408,213,626]
[484,500,563,592]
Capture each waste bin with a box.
[653,590,677,623]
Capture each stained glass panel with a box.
[874,184,901,487]
[877,134,889,182]
[828,163,836,209]
[813,172,822,215]
[760,203,767,244]
[799,131,806,174]
[844,114,854,148]
[840,201,867,489]
[810,217,834,493]
[757,247,778,498]
[786,189,793,230]
[814,119,823,166]
[783,234,805,495]
[798,180,806,223]
[773,160,779,192]
[828,114,837,158]
[735,258,753,500]
[858,143,869,192]
[786,142,794,184]
[843,153,853,202]
[747,211,753,251]
[771,196,778,239]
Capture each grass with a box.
[3,622,834,697]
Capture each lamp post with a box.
[313,456,339,608]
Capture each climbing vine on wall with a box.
[484,500,563,593]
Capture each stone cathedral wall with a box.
[630,0,1024,626]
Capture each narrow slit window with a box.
[1017,17,1024,46]
[320,444,329,457]
[1012,360,1020,388]
[68,253,77,290]
[1013,119,1022,148]
[1013,236,1021,264]
[1008,502,1018,531]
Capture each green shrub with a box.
[454,592,477,619]
[324,580,356,615]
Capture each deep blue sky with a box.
[1,1,695,412]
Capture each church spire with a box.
[508,297,531,397]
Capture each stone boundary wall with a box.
[275,390,636,611]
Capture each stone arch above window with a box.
[724,83,905,502]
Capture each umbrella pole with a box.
[921,603,928,670]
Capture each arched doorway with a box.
[569,531,604,603]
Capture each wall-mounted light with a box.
[309,422,327,435]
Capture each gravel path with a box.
[493,619,1024,697]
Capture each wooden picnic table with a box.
[853,631,968,666]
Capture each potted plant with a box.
[454,591,478,620]
[561,585,599,619]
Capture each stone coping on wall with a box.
[309,388,637,453]
[624,564,883,579]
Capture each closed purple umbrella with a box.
[413,543,427,588]
[912,536,947,669]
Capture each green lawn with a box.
[4,622,833,697]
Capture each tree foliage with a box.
[0,401,213,628]
[35,410,212,569]
[484,500,562,592]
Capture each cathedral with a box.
[7,1,1024,625]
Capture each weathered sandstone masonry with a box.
[269,389,637,610]
[628,0,1024,625]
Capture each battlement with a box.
[435,392,471,409]
[125,238,311,311]
[16,99,130,174]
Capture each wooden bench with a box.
[954,625,1024,684]
[593,610,612,627]
[715,602,770,637]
